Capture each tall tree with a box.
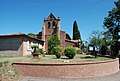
[89,30,110,55]
[103,0,120,57]
[89,30,102,50]
[73,21,81,40]
[48,34,60,54]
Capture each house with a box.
[0,33,44,56]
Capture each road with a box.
[20,71,120,81]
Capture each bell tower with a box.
[42,13,60,52]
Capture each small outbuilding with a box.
[0,33,44,56]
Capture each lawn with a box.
[0,54,114,81]
[0,54,113,64]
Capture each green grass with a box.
[0,54,114,64]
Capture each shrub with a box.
[64,46,76,59]
[32,45,44,55]
[31,45,39,49]
[75,47,81,54]
[31,45,39,53]
[52,46,62,59]
[37,49,45,57]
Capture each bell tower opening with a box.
[48,22,51,29]
[52,21,56,28]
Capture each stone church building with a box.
[37,13,81,53]
[0,13,81,56]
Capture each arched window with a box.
[48,22,50,29]
[52,22,56,28]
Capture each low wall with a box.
[12,58,119,78]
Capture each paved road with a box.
[19,71,120,81]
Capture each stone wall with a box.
[12,58,119,78]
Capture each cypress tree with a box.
[73,21,81,40]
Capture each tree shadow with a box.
[52,57,59,59]
[61,57,70,59]
[52,57,69,59]
[80,56,94,59]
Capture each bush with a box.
[31,45,39,53]
[75,47,81,54]
[37,49,45,57]
[64,46,76,59]
[32,45,44,55]
[52,46,62,58]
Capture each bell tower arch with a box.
[43,13,60,38]
[42,13,60,52]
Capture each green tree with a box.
[103,0,120,57]
[89,30,102,49]
[28,33,36,37]
[48,34,60,54]
[88,30,103,57]
[73,21,81,40]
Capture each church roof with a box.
[47,13,56,20]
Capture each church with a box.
[37,13,81,54]
[0,13,81,56]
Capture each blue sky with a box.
[0,0,116,41]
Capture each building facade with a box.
[0,33,44,56]
[37,13,81,53]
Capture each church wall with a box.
[65,41,76,47]
[60,31,66,54]
[39,13,79,54]
[45,36,50,53]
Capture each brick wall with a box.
[65,41,77,47]
[13,58,119,78]
[44,36,50,53]
[60,31,66,53]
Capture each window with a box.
[48,22,51,29]
[52,22,56,28]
